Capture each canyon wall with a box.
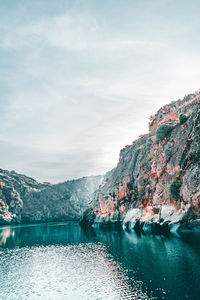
[0,169,102,225]
[81,92,200,233]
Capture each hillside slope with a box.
[81,91,200,233]
[0,169,102,225]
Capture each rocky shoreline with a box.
[80,205,200,234]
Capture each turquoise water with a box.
[0,222,200,300]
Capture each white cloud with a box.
[0,0,200,182]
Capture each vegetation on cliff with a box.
[82,91,200,232]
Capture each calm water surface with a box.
[0,221,200,300]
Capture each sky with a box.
[0,0,200,183]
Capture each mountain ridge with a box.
[0,168,102,225]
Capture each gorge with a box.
[0,91,200,300]
[0,91,200,235]
[81,91,200,233]
[0,169,102,225]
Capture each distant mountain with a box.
[0,169,102,224]
[81,91,200,233]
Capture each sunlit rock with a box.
[82,91,200,233]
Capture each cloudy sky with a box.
[0,0,200,183]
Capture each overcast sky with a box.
[0,0,200,183]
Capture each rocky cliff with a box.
[81,91,200,233]
[0,169,102,225]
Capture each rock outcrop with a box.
[81,91,200,233]
[0,169,102,225]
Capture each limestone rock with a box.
[82,91,200,233]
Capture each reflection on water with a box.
[0,222,200,300]
[0,227,15,247]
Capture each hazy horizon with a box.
[0,0,200,183]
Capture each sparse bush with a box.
[139,187,146,200]
[195,125,200,143]
[133,188,139,200]
[189,145,200,161]
[127,182,133,190]
[165,148,172,158]
[169,180,182,200]
[156,124,174,143]
[189,125,200,161]
[183,94,195,101]
[179,114,188,125]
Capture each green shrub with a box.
[183,94,195,101]
[189,125,200,161]
[156,124,174,143]
[139,187,146,200]
[133,188,139,200]
[189,145,200,161]
[127,182,133,190]
[179,114,188,125]
[169,180,182,200]
[195,125,200,142]
[165,148,172,158]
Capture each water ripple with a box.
[0,243,152,300]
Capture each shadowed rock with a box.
[0,170,102,225]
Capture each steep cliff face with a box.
[82,92,200,232]
[0,169,102,225]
